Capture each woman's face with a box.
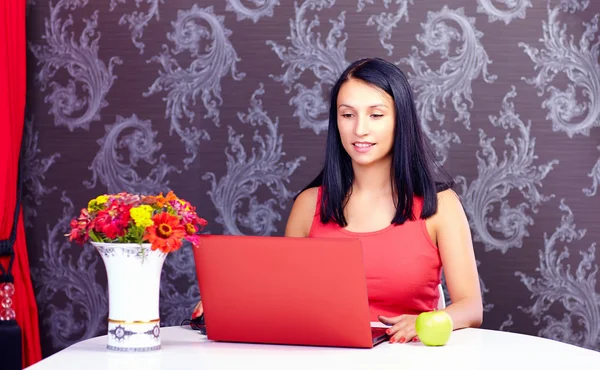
[336,78,396,167]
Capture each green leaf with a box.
[88,229,101,242]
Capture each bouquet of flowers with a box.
[67,191,208,253]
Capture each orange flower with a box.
[154,194,166,208]
[154,191,177,209]
[146,212,186,253]
[164,191,177,203]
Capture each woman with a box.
[284,57,483,344]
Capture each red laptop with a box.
[192,234,389,348]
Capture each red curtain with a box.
[0,0,42,367]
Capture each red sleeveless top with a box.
[308,187,442,320]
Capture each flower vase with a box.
[92,242,167,352]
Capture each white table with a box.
[26,325,600,369]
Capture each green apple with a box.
[415,310,453,346]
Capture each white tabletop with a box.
[26,325,600,370]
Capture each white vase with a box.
[92,242,167,352]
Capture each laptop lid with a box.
[193,234,375,348]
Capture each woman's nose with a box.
[354,116,370,136]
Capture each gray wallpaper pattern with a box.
[23,0,600,357]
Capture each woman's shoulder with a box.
[429,187,467,226]
[436,188,463,212]
[296,186,321,206]
[284,186,320,237]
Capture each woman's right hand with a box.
[192,300,203,319]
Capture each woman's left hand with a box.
[192,301,203,319]
[378,314,419,343]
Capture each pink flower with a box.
[120,193,141,206]
[181,210,196,224]
[185,234,201,248]
[169,200,185,213]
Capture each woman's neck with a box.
[351,157,393,195]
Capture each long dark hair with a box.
[300,57,454,227]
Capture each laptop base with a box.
[371,327,390,346]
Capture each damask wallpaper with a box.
[22,0,599,357]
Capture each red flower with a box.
[68,208,92,245]
[197,216,208,230]
[68,220,87,245]
[93,201,131,239]
[146,213,186,253]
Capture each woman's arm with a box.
[433,189,483,329]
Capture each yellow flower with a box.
[88,195,108,211]
[130,205,154,228]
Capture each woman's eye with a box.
[341,113,353,118]
[371,114,383,118]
